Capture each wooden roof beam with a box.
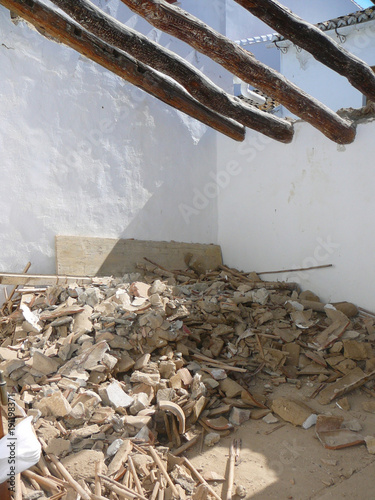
[235,0,375,102]
[119,0,356,144]
[47,0,293,143]
[0,0,245,141]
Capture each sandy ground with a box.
[187,379,375,500]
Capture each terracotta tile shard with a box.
[313,319,350,350]
[317,367,375,405]
[271,397,316,427]
[365,436,375,454]
[343,340,373,360]
[362,401,375,414]
[316,415,365,450]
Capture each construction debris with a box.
[1,261,375,498]
[315,415,365,450]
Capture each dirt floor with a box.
[188,379,375,500]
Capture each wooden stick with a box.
[20,478,28,497]
[1,262,31,314]
[163,413,173,445]
[0,372,12,500]
[0,272,93,286]
[122,470,130,488]
[172,434,201,456]
[157,485,165,500]
[127,456,143,496]
[150,481,160,500]
[21,470,61,493]
[170,413,181,448]
[191,352,248,373]
[183,457,222,500]
[225,441,236,500]
[98,474,148,500]
[255,334,265,361]
[235,0,375,102]
[95,460,103,497]
[27,476,40,490]
[45,460,64,480]
[257,264,333,275]
[37,455,51,477]
[120,0,356,144]
[13,287,48,294]
[14,474,22,500]
[147,447,179,498]
[359,307,375,318]
[131,444,148,456]
[43,452,90,500]
[219,265,300,290]
[45,492,66,500]
[264,423,286,435]
[143,257,187,277]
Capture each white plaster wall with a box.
[280,20,375,114]
[0,2,222,279]
[217,120,375,311]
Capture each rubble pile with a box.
[1,262,375,499]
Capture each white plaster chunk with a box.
[36,391,72,418]
[99,380,134,408]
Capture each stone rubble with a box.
[0,262,374,498]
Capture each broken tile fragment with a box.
[320,458,338,466]
[219,377,243,398]
[35,391,72,418]
[106,438,124,457]
[344,419,363,432]
[365,436,375,454]
[229,407,251,426]
[46,438,71,457]
[262,413,279,424]
[204,432,220,447]
[317,367,375,405]
[362,400,375,414]
[343,340,373,360]
[316,415,365,450]
[336,397,351,411]
[272,397,315,427]
[130,370,160,387]
[61,450,106,480]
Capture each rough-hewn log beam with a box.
[120,0,356,144]
[0,0,245,141]
[48,0,293,143]
[235,0,375,102]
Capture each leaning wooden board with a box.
[56,236,222,277]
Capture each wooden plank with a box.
[0,273,93,286]
[56,236,223,276]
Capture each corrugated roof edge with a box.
[236,6,375,47]
[273,6,375,44]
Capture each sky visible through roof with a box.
[357,0,374,7]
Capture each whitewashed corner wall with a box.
[0,1,226,280]
[280,19,375,115]
[216,119,375,310]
